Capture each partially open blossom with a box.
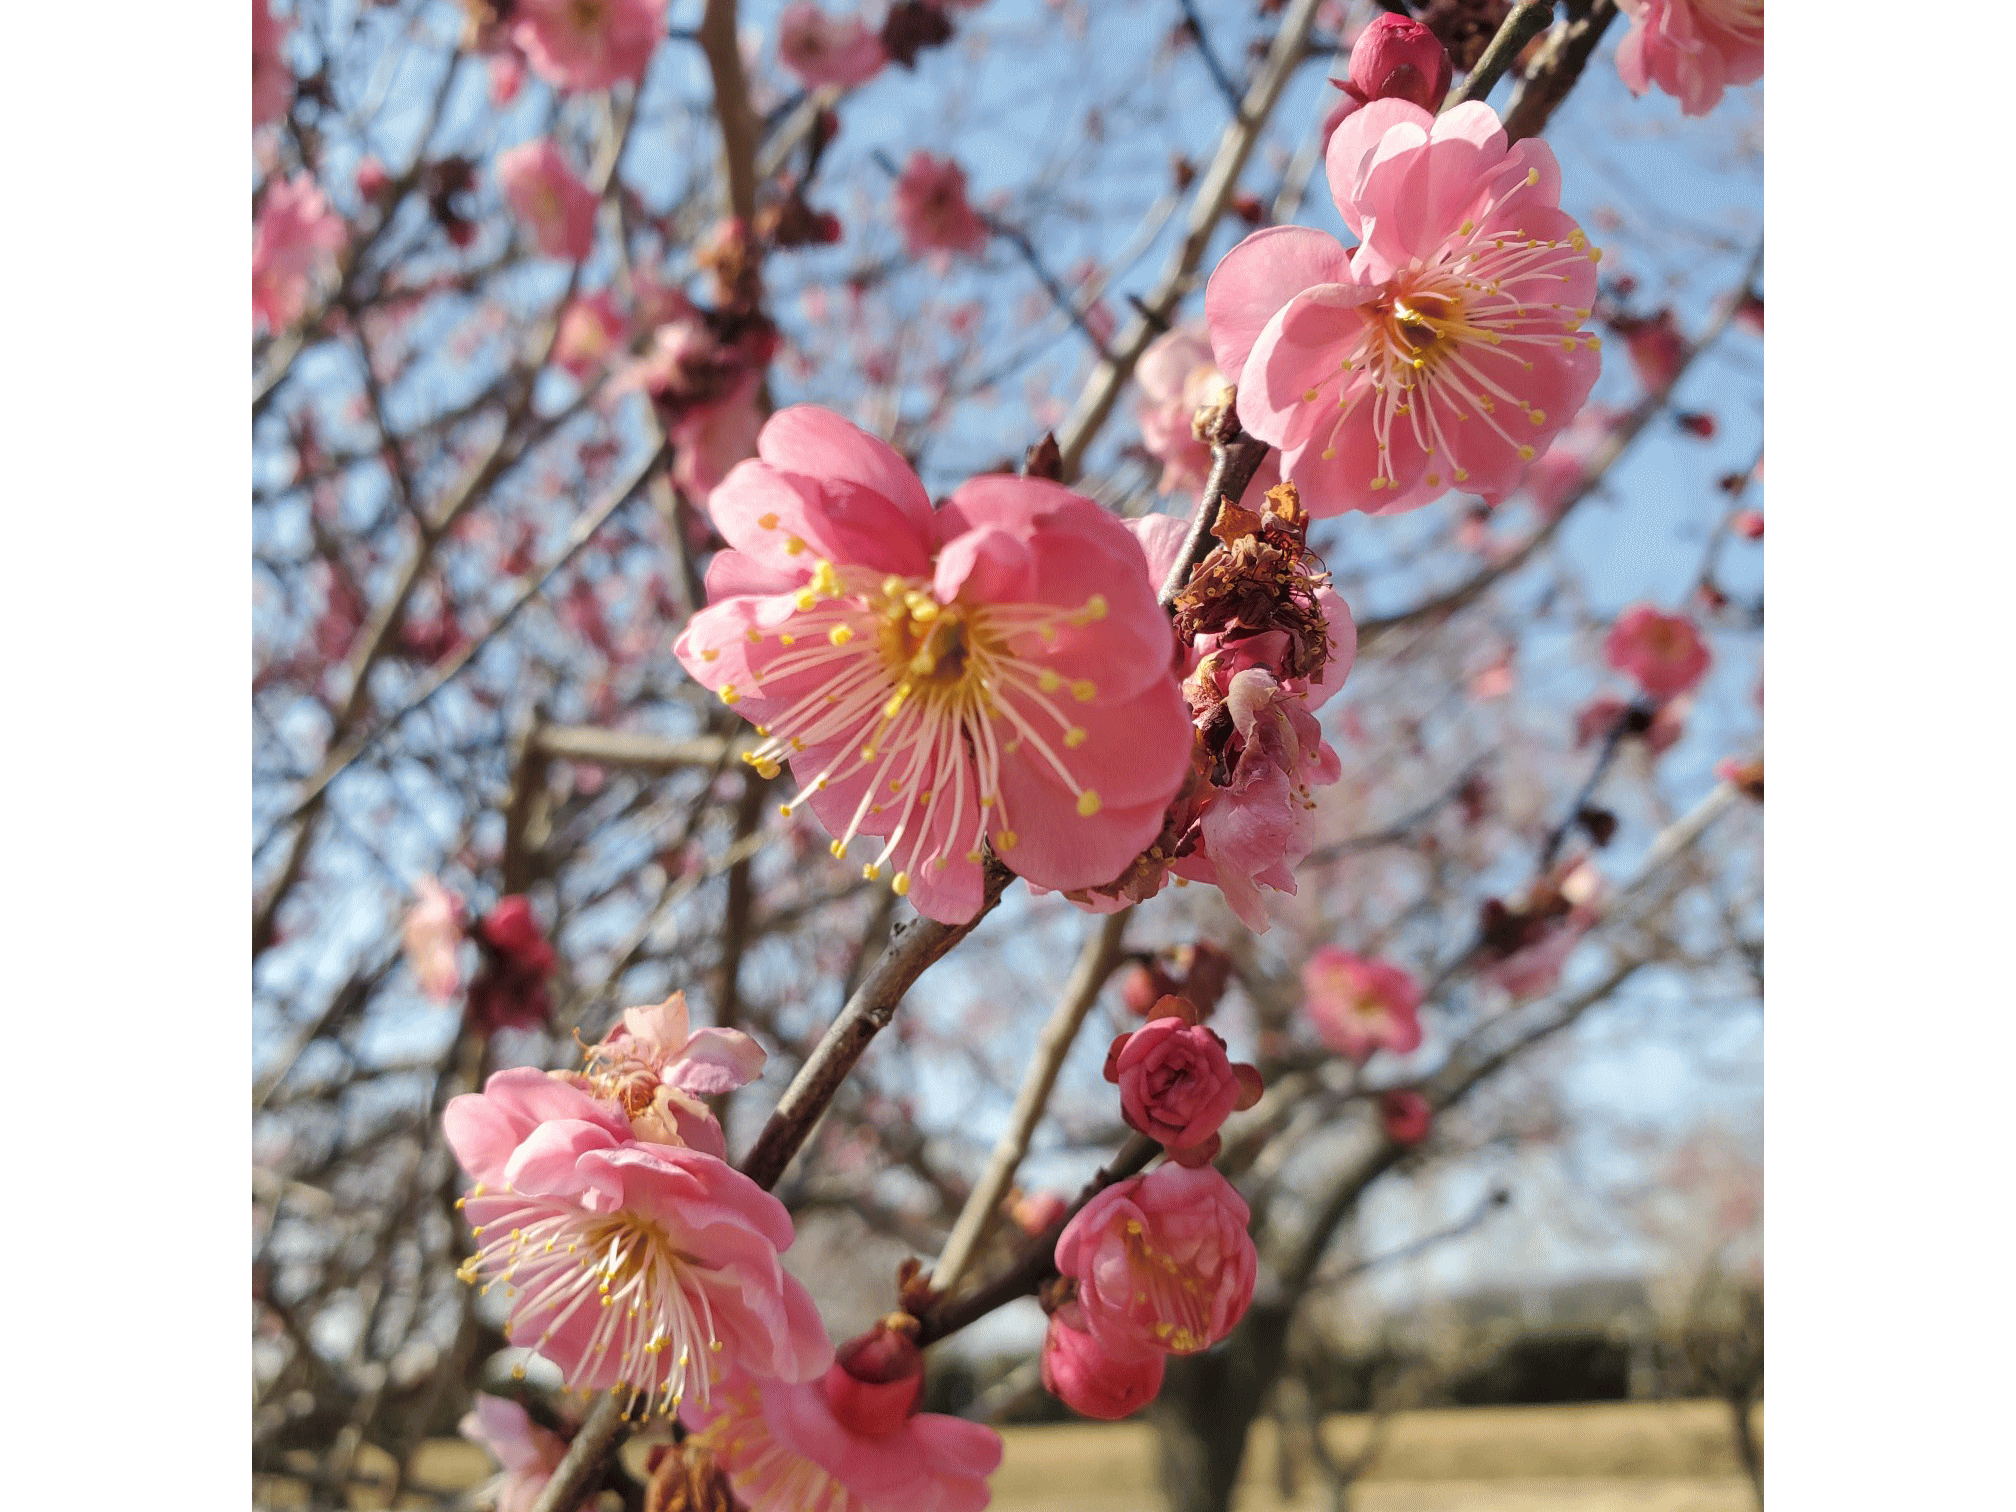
[673,406,1193,925]
[466,896,557,1032]
[1616,0,1763,118]
[1321,14,1453,141]
[403,876,466,1001]
[553,293,627,379]
[512,0,666,92]
[893,152,989,257]
[1380,1089,1433,1145]
[1206,101,1601,516]
[1135,325,1282,499]
[1604,604,1711,700]
[253,174,345,333]
[445,1069,832,1415]
[459,1395,581,1512]
[568,992,766,1157]
[498,141,599,262]
[778,3,886,88]
[253,0,293,127]
[1105,1017,1262,1165]
[1301,946,1423,1062]
[683,1367,1002,1512]
[1055,1163,1256,1362]
[1042,1301,1164,1421]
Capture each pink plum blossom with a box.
[1300,946,1423,1062]
[444,1069,832,1415]
[466,896,557,1032]
[1055,1162,1256,1361]
[893,152,989,257]
[252,174,344,333]
[1616,308,1686,392]
[1009,1189,1068,1235]
[1616,0,1763,118]
[402,876,466,1001]
[511,0,666,93]
[1104,1017,1262,1165]
[683,1367,1003,1512]
[498,141,599,263]
[253,0,293,127]
[1042,1301,1165,1420]
[1206,101,1602,516]
[1380,1089,1433,1145]
[672,406,1193,925]
[570,991,766,1157]
[1478,858,1603,1000]
[778,3,887,89]
[1135,325,1283,499]
[458,1395,582,1512]
[1604,604,1711,700]
[669,373,765,501]
[552,293,626,379]
[1320,14,1453,142]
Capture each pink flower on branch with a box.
[466,895,557,1032]
[1320,13,1454,141]
[1135,324,1282,499]
[552,293,626,379]
[893,152,989,257]
[444,1069,832,1416]
[1206,101,1602,516]
[252,174,344,333]
[1300,946,1423,1062]
[682,1366,1002,1512]
[778,3,887,89]
[458,1395,583,1512]
[511,0,666,92]
[1055,1162,1257,1361]
[673,406,1193,925]
[402,876,466,1001]
[1104,1016,1262,1166]
[1616,0,1763,118]
[1042,1300,1165,1420]
[498,141,599,262]
[1604,604,1711,701]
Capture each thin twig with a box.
[931,910,1132,1294]
[1178,0,1247,118]
[1445,1,1553,109]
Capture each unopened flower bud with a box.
[1347,15,1454,113]
[824,1314,924,1438]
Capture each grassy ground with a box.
[257,1398,1762,1510]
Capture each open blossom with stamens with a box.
[1054,1163,1256,1362]
[1135,325,1283,499]
[567,991,766,1157]
[893,152,989,257]
[253,174,344,333]
[778,3,887,88]
[1616,0,1763,118]
[682,1366,1003,1512]
[1604,604,1711,700]
[444,1068,831,1417]
[1301,947,1422,1062]
[1042,1301,1164,1420]
[1206,100,1602,516]
[512,0,666,92]
[673,406,1192,925]
[498,141,599,262]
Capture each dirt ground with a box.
[258,1398,1762,1510]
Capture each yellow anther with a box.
[1518,445,1536,461]
[1454,468,1470,482]
[1525,167,1539,186]
[828,624,854,646]
[784,535,806,556]
[892,871,911,896]
[830,840,848,859]
[719,685,739,705]
[1039,668,1062,692]
[1083,594,1108,620]
[1069,679,1097,703]
[779,633,796,646]
[757,512,779,529]
[1369,477,1387,491]
[1322,448,1337,460]
[995,829,1018,851]
[1077,790,1102,817]
[1303,387,1319,402]
[1064,727,1088,748]
[862,863,881,881]
[1529,409,1546,425]
[700,648,719,662]
[778,803,794,818]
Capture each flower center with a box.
[1121,1217,1213,1354]
[718,562,1112,897]
[457,1193,725,1416]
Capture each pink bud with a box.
[1103,1017,1256,1159]
[823,1316,923,1438]
[354,156,392,202]
[1041,1302,1165,1420]
[1733,510,1764,540]
[1346,15,1453,113]
[1381,1089,1433,1145]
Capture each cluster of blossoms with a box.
[402,883,561,1033]
[1617,0,1764,118]
[252,175,344,334]
[1033,982,1262,1422]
